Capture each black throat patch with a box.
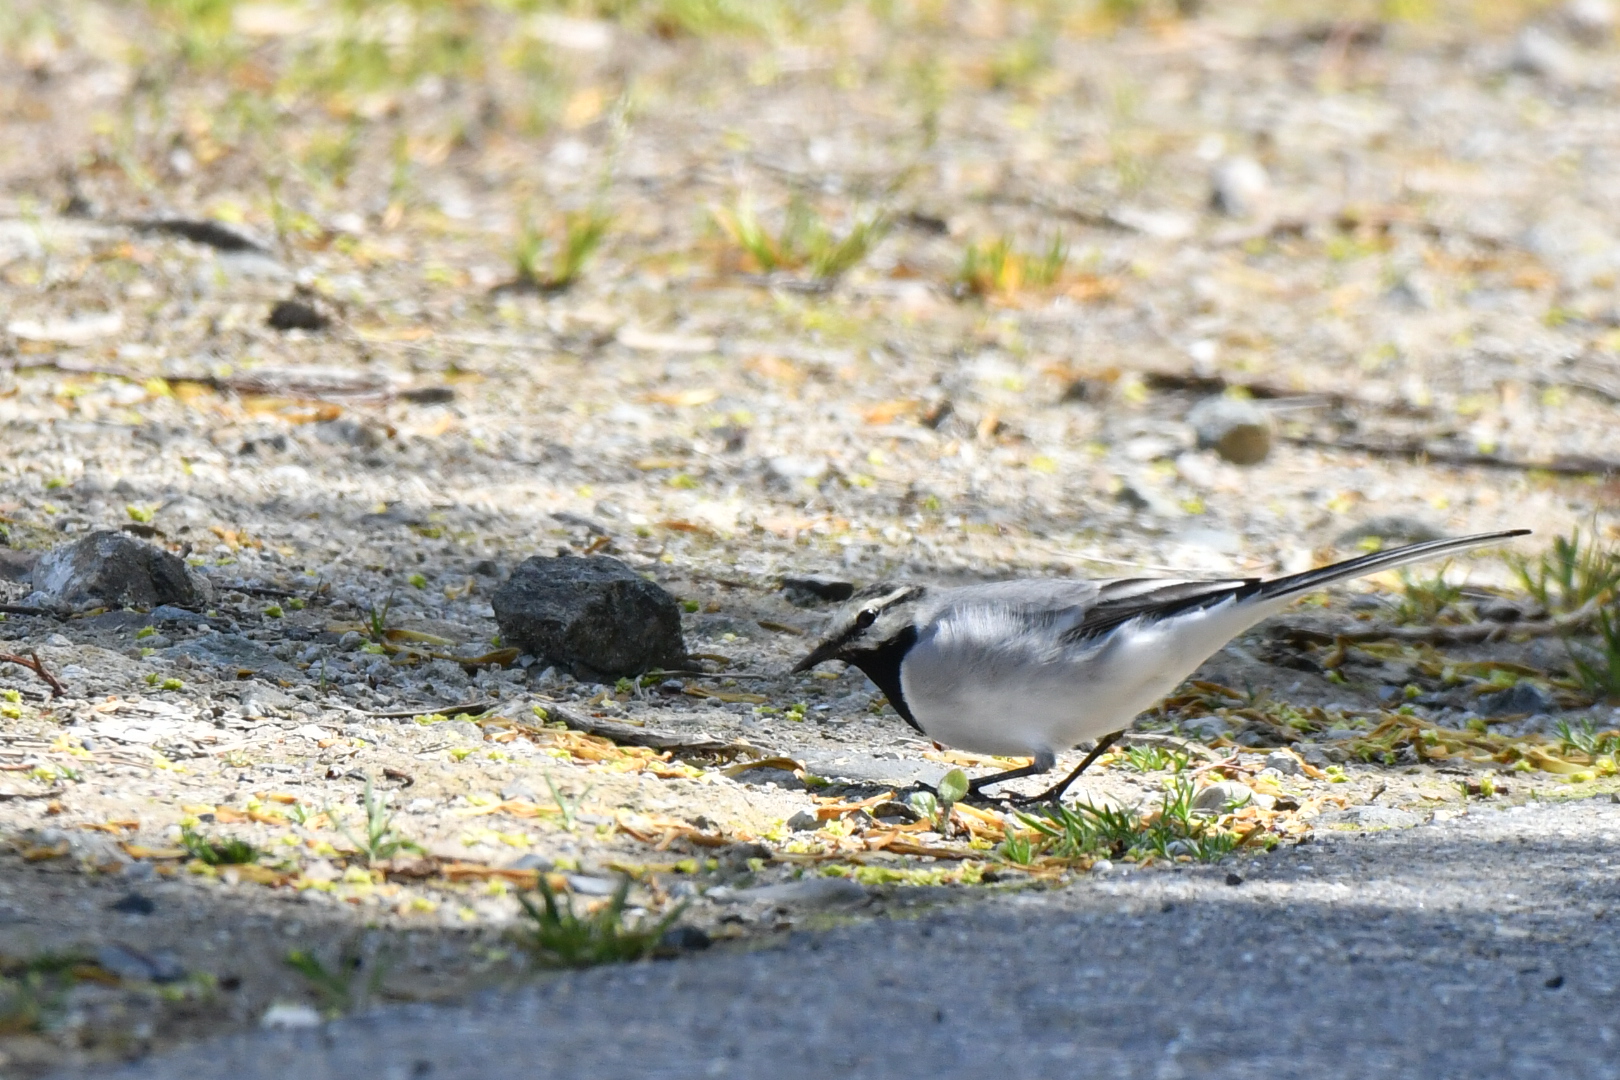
[843,624,921,733]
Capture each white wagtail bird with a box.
[793,529,1530,803]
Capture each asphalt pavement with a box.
[82,796,1620,1080]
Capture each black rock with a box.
[110,892,155,915]
[25,531,211,612]
[780,576,855,605]
[1480,682,1555,717]
[491,555,686,680]
[96,943,185,983]
[658,926,712,952]
[267,298,330,331]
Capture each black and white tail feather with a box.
[793,529,1531,804]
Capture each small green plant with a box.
[1120,744,1190,774]
[1511,528,1620,614]
[957,234,1067,298]
[936,768,969,814]
[997,829,1036,866]
[1555,717,1620,757]
[1565,605,1620,703]
[264,604,284,618]
[542,771,593,832]
[516,874,681,968]
[0,953,92,1034]
[1021,779,1240,864]
[180,826,260,866]
[509,206,611,293]
[365,594,395,643]
[712,195,887,283]
[285,938,387,1016]
[1392,567,1463,625]
[334,777,422,866]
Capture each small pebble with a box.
[1209,155,1270,218]
[1192,781,1254,814]
[1186,396,1272,466]
[785,809,822,832]
[109,892,155,915]
[261,1002,323,1029]
[1225,872,1244,886]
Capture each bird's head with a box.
[791,583,927,673]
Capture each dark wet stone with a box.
[1481,682,1555,717]
[780,577,856,605]
[110,893,155,915]
[25,531,211,612]
[658,926,712,952]
[491,555,686,680]
[267,298,330,332]
[96,943,185,983]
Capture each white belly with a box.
[898,599,1275,757]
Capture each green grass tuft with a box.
[180,826,260,865]
[517,874,681,968]
[1020,778,1241,864]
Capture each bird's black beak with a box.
[791,637,843,674]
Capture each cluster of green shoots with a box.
[509,206,612,293]
[711,195,888,285]
[179,826,260,866]
[955,234,1068,298]
[1003,778,1244,866]
[1510,528,1620,703]
[517,875,682,968]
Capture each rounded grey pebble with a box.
[1192,781,1254,814]
[1187,397,1272,466]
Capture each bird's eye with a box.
[855,608,877,630]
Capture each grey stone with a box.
[96,943,185,983]
[241,686,295,718]
[1186,397,1272,466]
[0,547,36,583]
[1318,805,1426,829]
[1565,0,1616,42]
[506,853,553,872]
[1263,751,1304,776]
[500,781,540,802]
[797,753,951,788]
[565,875,620,897]
[259,1002,322,1030]
[785,809,822,832]
[1209,155,1270,217]
[1511,26,1581,81]
[720,878,868,908]
[163,634,302,682]
[491,555,686,679]
[1480,682,1555,717]
[1191,781,1253,814]
[25,531,211,612]
[313,419,386,450]
[1179,716,1232,743]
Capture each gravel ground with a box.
[83,794,1620,1080]
[4,0,1620,1073]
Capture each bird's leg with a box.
[1006,731,1127,806]
[965,750,1056,798]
